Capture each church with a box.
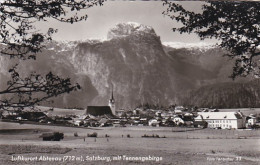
[86,88,116,116]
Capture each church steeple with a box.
[109,85,115,115]
[110,86,114,101]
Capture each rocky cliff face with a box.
[107,22,156,40]
[0,22,258,109]
[68,23,177,108]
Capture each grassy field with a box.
[0,121,260,165]
[36,106,85,116]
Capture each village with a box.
[1,104,259,130]
[1,90,260,130]
[1,93,260,164]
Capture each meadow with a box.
[0,121,259,165]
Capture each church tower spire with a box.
[108,85,115,115]
[111,86,114,101]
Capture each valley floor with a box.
[0,122,259,165]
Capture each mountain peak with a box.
[107,22,156,40]
[163,42,216,50]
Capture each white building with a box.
[74,119,84,126]
[172,116,184,125]
[174,106,184,114]
[148,119,160,127]
[115,109,125,117]
[247,117,257,126]
[195,112,245,129]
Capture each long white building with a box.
[195,112,245,129]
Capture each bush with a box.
[87,132,97,137]
[41,132,64,141]
[53,132,64,141]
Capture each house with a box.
[140,118,148,125]
[140,118,147,121]
[99,118,112,127]
[148,119,160,127]
[1,110,19,119]
[195,112,245,129]
[115,109,125,117]
[184,112,193,117]
[155,111,162,117]
[172,116,184,126]
[246,116,257,126]
[182,115,194,126]
[74,119,84,126]
[174,106,184,114]
[130,116,140,120]
[84,118,99,127]
[125,110,134,118]
[161,112,172,118]
[133,108,142,115]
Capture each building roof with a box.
[182,116,193,121]
[194,115,203,120]
[86,106,113,116]
[99,118,109,124]
[197,112,243,120]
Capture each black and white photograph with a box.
[0,0,260,164]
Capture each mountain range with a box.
[0,22,259,109]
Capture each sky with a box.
[37,1,216,44]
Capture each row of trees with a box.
[0,0,104,110]
[163,1,260,79]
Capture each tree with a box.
[163,1,260,79]
[0,0,104,110]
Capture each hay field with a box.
[0,122,259,165]
[36,106,85,116]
